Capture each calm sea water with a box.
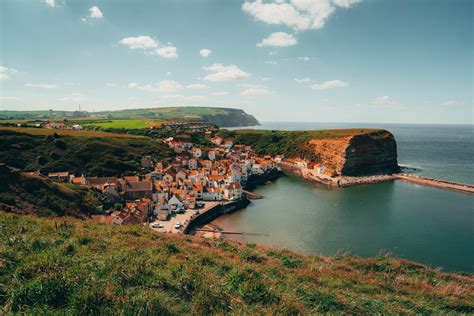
[215,123,474,272]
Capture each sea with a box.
[212,123,474,272]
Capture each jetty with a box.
[243,190,263,199]
[394,173,474,194]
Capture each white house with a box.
[191,147,202,158]
[224,182,242,200]
[275,155,284,163]
[208,150,216,161]
[316,165,327,175]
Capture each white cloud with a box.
[311,80,348,90]
[242,0,361,31]
[155,46,177,58]
[212,91,229,96]
[264,61,278,64]
[128,80,182,93]
[119,36,177,58]
[257,32,297,47]
[203,63,250,81]
[200,49,212,57]
[298,56,310,61]
[161,95,207,101]
[440,100,462,107]
[24,83,56,89]
[0,66,17,80]
[240,85,273,97]
[44,0,55,7]
[120,36,158,49]
[294,77,311,83]
[371,96,393,106]
[187,83,208,89]
[89,6,103,19]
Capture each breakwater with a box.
[394,173,474,194]
[183,198,250,234]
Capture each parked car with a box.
[151,223,163,228]
[174,223,182,229]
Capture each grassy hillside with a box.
[0,130,173,176]
[0,165,100,217]
[218,128,383,160]
[0,213,472,314]
[0,127,145,138]
[0,107,259,127]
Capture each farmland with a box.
[0,127,144,138]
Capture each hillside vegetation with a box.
[0,213,472,314]
[0,165,100,217]
[0,130,173,176]
[218,129,383,160]
[0,107,259,127]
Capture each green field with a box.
[81,118,165,129]
[1,212,472,314]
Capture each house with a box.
[70,175,87,185]
[224,182,242,200]
[211,136,224,145]
[202,187,222,201]
[294,158,308,168]
[191,147,202,158]
[156,209,170,221]
[188,158,198,170]
[168,195,184,212]
[224,140,233,149]
[123,181,153,200]
[208,150,216,161]
[274,155,284,163]
[48,172,69,182]
[43,122,66,129]
[71,124,83,130]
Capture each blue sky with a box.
[0,0,472,124]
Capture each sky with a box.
[0,0,472,124]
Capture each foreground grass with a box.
[1,213,472,314]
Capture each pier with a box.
[394,173,474,194]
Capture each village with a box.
[44,128,344,234]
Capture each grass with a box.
[0,127,144,138]
[0,129,173,176]
[81,118,165,129]
[0,212,472,314]
[217,128,391,160]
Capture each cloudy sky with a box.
[0,0,472,124]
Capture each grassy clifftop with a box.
[1,213,472,314]
[218,129,387,160]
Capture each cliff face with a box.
[308,130,399,176]
[202,109,259,127]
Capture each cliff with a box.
[218,129,399,176]
[308,129,399,176]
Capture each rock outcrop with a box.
[308,130,399,176]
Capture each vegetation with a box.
[0,107,259,127]
[218,128,386,160]
[80,118,165,129]
[0,166,100,217]
[0,127,144,138]
[0,212,472,314]
[0,130,173,176]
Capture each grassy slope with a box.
[81,118,165,129]
[218,128,384,160]
[0,127,144,138]
[0,213,472,314]
[0,167,100,217]
[0,130,173,176]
